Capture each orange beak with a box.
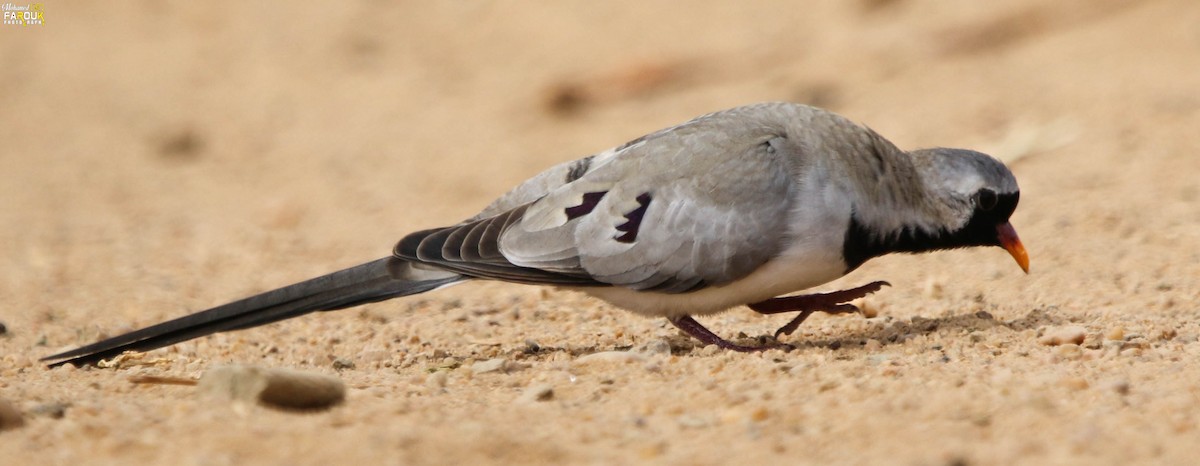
[996,222,1030,273]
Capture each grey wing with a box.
[500,128,797,292]
[393,153,608,286]
[394,204,602,287]
[396,108,798,293]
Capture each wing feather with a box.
[395,103,810,294]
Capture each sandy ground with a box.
[2,1,1200,464]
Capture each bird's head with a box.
[910,148,1029,273]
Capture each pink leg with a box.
[748,281,890,338]
[667,315,787,352]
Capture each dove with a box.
[43,102,1028,366]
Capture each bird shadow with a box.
[495,306,1065,360]
[778,305,1066,353]
[656,305,1065,356]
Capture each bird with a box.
[43,102,1029,367]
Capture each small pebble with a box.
[858,300,879,319]
[1039,326,1087,346]
[29,402,69,419]
[911,316,938,332]
[2,354,31,369]
[1060,377,1089,391]
[471,358,508,374]
[1105,327,1125,341]
[636,338,672,356]
[678,414,711,429]
[0,321,7,336]
[0,398,24,430]
[1052,344,1083,360]
[1157,327,1178,341]
[198,365,345,411]
[518,383,554,403]
[332,358,356,370]
[864,339,883,351]
[1104,379,1131,396]
[426,370,449,389]
[923,278,944,299]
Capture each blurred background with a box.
[1,1,1199,464]
[4,0,1196,320]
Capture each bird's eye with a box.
[975,189,998,211]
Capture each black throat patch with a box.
[841,192,1019,272]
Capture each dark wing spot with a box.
[615,193,652,243]
[565,155,595,183]
[565,191,607,220]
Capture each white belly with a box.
[576,222,849,317]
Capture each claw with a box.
[773,302,863,338]
[774,310,814,339]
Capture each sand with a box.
[2,1,1199,464]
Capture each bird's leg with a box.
[667,315,785,352]
[747,281,889,314]
[748,281,890,338]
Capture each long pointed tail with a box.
[42,257,463,367]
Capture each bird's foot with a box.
[748,281,890,338]
[668,315,790,352]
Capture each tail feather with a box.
[41,257,463,367]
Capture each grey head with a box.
[843,148,1029,273]
[914,148,1020,205]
